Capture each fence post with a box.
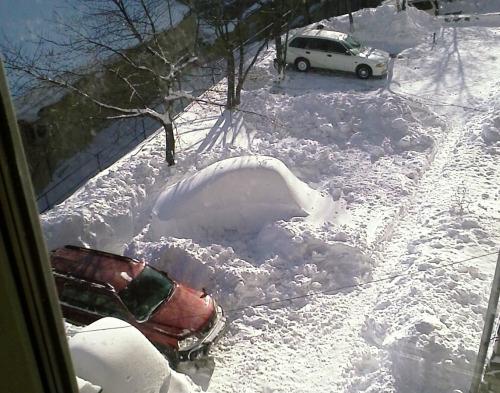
[96,152,102,171]
[470,250,500,393]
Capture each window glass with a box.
[325,40,347,53]
[306,38,326,51]
[343,35,365,54]
[411,0,435,11]
[61,284,94,310]
[289,37,307,49]
[61,284,127,318]
[119,266,174,321]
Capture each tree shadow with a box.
[196,110,254,153]
[280,66,386,97]
[421,28,475,103]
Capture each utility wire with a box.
[226,251,498,314]
[69,250,498,335]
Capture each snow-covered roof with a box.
[297,27,348,41]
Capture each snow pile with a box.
[69,317,201,393]
[247,82,435,155]
[129,222,373,313]
[150,156,337,240]
[323,4,440,53]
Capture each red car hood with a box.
[149,284,214,335]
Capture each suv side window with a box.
[61,283,127,319]
[289,37,307,49]
[306,38,330,51]
[326,40,348,54]
[60,284,93,310]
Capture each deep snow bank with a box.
[323,4,439,53]
[70,318,200,393]
[128,224,374,313]
[150,156,337,239]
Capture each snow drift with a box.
[69,317,200,393]
[150,156,335,239]
[323,4,440,53]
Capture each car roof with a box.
[50,245,145,292]
[295,27,348,41]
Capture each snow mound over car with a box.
[69,317,201,393]
[150,156,338,239]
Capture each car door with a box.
[59,282,129,325]
[59,282,102,325]
[322,40,354,72]
[304,38,327,68]
[286,36,308,64]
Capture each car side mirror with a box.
[345,50,351,56]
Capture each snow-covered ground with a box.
[44,3,500,393]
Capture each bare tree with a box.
[302,0,312,25]
[189,0,271,109]
[346,0,354,32]
[1,0,198,166]
[269,0,290,80]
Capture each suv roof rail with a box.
[53,270,115,292]
[60,245,140,265]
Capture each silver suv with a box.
[285,27,390,79]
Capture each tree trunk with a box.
[234,41,245,107]
[162,118,175,166]
[303,0,311,24]
[347,0,354,32]
[273,1,284,77]
[226,52,236,109]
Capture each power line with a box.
[225,251,498,315]
[69,250,498,335]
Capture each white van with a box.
[285,27,390,79]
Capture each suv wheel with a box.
[295,58,310,72]
[356,64,372,79]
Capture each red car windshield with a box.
[119,266,174,321]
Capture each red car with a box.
[50,245,226,363]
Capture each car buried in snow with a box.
[50,245,226,364]
[285,27,390,79]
